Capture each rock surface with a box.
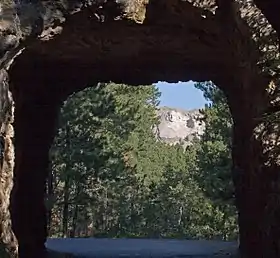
[0,70,17,256]
[46,238,238,258]
[0,1,279,257]
[156,107,204,147]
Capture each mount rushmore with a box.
[156,107,205,148]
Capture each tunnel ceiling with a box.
[0,0,278,95]
[11,1,230,88]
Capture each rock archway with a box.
[1,0,280,258]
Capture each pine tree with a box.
[194,81,238,240]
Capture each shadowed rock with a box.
[1,1,280,258]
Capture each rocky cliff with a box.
[156,107,205,147]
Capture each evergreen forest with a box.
[47,82,238,241]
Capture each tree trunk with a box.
[62,176,70,238]
[10,85,61,258]
[70,182,81,238]
[70,203,78,238]
[0,70,17,257]
[62,124,71,238]
[46,164,54,232]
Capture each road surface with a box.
[46,238,238,257]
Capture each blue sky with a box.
[156,81,207,110]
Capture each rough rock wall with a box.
[0,3,21,256]
[0,70,17,257]
[0,0,279,257]
[156,107,204,148]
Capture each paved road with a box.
[46,238,238,258]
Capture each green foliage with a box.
[195,81,233,202]
[194,81,238,240]
[49,81,237,241]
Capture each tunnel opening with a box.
[45,81,238,257]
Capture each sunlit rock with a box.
[156,106,204,148]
